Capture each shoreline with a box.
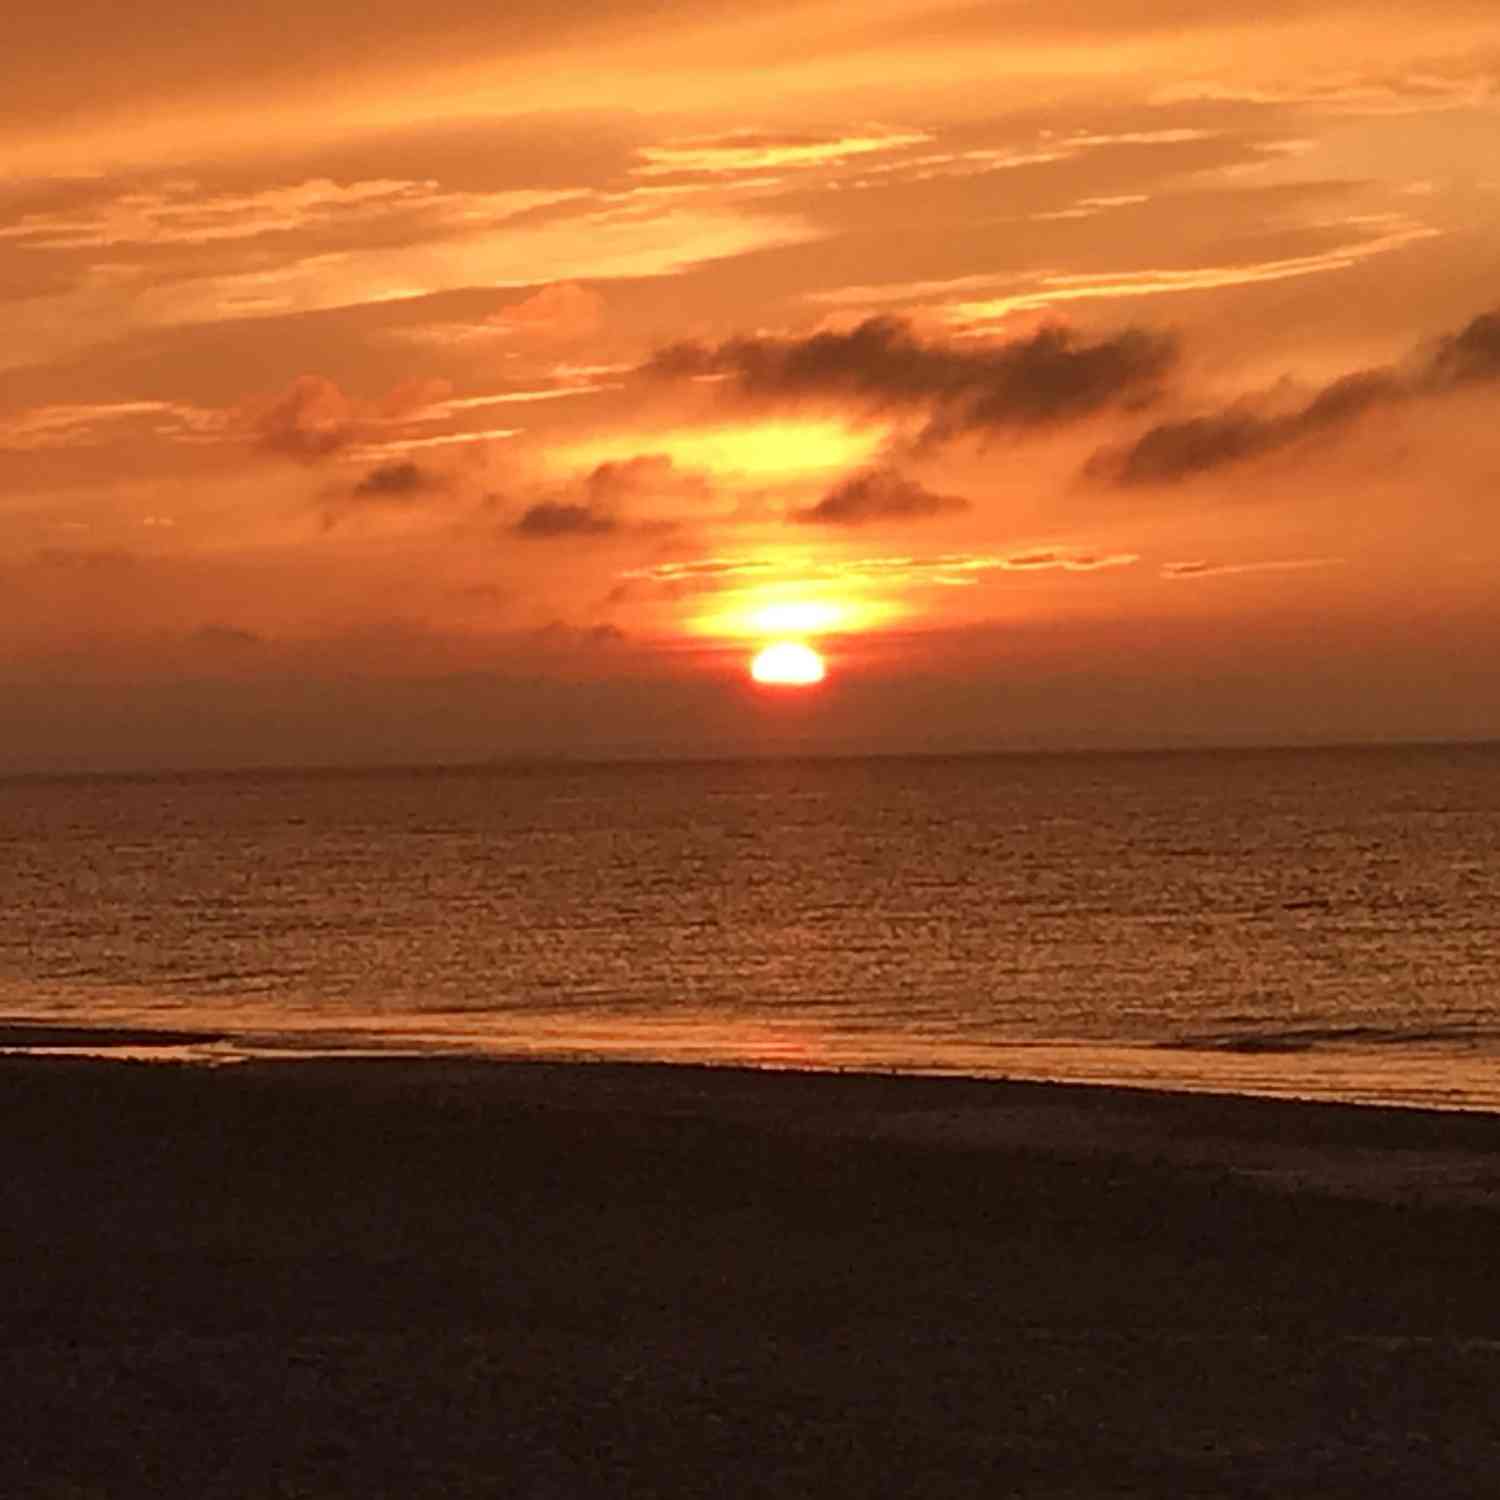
[6,1015,1500,1122]
[5,1051,1499,1495]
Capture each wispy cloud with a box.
[395,283,612,348]
[0,179,581,251]
[829,127,1220,191]
[943,215,1440,326]
[621,547,1138,593]
[86,197,820,330]
[633,127,932,176]
[1032,193,1149,222]
[1153,70,1497,116]
[1162,556,1343,578]
[412,385,619,418]
[344,426,521,460]
[621,557,779,584]
[0,401,222,451]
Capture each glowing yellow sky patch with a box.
[689,583,897,642]
[559,419,884,483]
[749,599,845,635]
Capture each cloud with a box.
[485,282,606,341]
[350,461,438,499]
[1422,309,1500,390]
[792,467,969,525]
[509,455,703,542]
[581,453,682,506]
[245,375,451,462]
[1095,306,1500,485]
[532,621,627,649]
[1101,371,1398,485]
[513,501,618,538]
[645,316,1176,446]
[319,453,454,530]
[248,376,358,460]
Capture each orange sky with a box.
[3,2,1499,768]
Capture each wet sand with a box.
[4,1055,1499,1497]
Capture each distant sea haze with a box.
[3,744,1498,1110]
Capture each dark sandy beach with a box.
[3,1052,1499,1497]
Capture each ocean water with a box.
[2,744,1498,1109]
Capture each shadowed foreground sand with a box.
[3,1056,1499,1497]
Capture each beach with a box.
[4,1051,1498,1496]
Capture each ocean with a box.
[2,743,1497,1109]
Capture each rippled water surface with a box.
[3,745,1498,1107]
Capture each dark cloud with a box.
[351,460,434,499]
[1096,307,1500,485]
[645,316,1177,444]
[792,467,969,525]
[1422,309,1500,390]
[582,453,685,505]
[513,501,618,538]
[510,455,699,541]
[1098,371,1398,485]
[321,458,445,531]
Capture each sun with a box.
[750,640,826,687]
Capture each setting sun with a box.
[750,640,826,686]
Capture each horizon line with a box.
[3,733,1497,785]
